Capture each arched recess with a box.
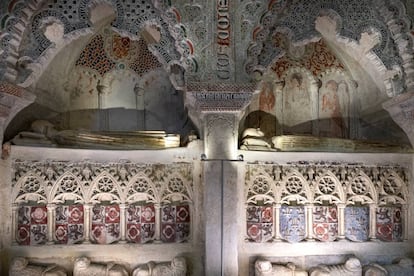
[243,1,414,142]
[0,0,193,145]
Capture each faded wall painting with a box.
[319,75,351,138]
[281,70,315,135]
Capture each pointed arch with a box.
[49,171,85,204]
[346,169,377,204]
[245,166,276,205]
[13,172,47,204]
[314,170,345,204]
[125,172,158,204]
[87,171,122,204]
[279,168,311,204]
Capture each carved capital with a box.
[186,82,256,112]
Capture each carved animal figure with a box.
[73,257,128,276]
[132,256,186,276]
[10,257,67,276]
[255,259,308,276]
[363,258,414,276]
[309,257,362,276]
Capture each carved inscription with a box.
[216,0,231,80]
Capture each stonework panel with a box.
[17,206,48,246]
[376,206,403,242]
[344,206,370,242]
[55,204,84,244]
[246,205,273,242]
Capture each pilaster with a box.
[186,83,254,276]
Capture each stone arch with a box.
[13,172,47,204]
[0,0,185,88]
[246,172,276,205]
[125,172,158,204]
[87,171,122,204]
[161,173,192,204]
[49,171,85,204]
[314,170,346,204]
[346,169,377,204]
[279,168,311,205]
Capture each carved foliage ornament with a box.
[12,160,193,205]
[245,162,408,205]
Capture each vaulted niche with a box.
[5,28,197,149]
[240,35,411,153]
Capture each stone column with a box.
[274,204,281,241]
[369,203,377,241]
[11,204,19,245]
[337,203,346,240]
[83,204,92,243]
[402,204,408,241]
[46,203,56,244]
[119,203,127,243]
[305,204,314,241]
[154,203,161,243]
[186,83,254,276]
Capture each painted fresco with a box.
[259,81,276,114]
[161,205,191,243]
[280,205,306,243]
[246,205,273,242]
[55,205,84,244]
[319,78,350,138]
[17,206,48,245]
[91,205,120,244]
[313,205,338,242]
[282,72,313,134]
[345,206,369,242]
[376,206,403,242]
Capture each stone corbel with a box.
[185,82,256,159]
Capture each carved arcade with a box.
[245,162,408,243]
[12,160,193,246]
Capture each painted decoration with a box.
[345,206,369,242]
[55,205,84,244]
[282,72,312,134]
[280,205,306,243]
[246,205,273,242]
[126,204,156,243]
[161,205,191,243]
[91,205,120,244]
[376,206,403,242]
[17,206,48,245]
[319,79,349,138]
[259,81,276,113]
[313,205,338,241]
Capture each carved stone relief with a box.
[245,162,408,243]
[12,160,193,246]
